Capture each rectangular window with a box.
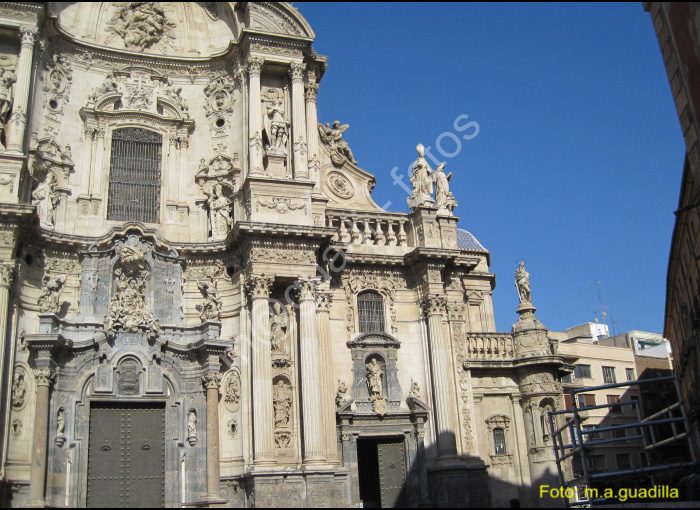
[586,454,606,472]
[612,424,626,439]
[607,395,621,413]
[574,365,592,379]
[564,394,573,410]
[603,366,617,384]
[582,425,600,440]
[626,368,635,381]
[616,453,631,470]
[493,428,506,455]
[577,394,596,408]
[561,373,573,384]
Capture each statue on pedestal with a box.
[366,358,383,399]
[434,162,457,215]
[32,173,60,229]
[0,69,16,151]
[408,144,436,208]
[515,261,531,304]
[203,183,232,239]
[265,98,289,154]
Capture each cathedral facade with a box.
[0,3,569,507]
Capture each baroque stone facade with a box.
[0,3,570,508]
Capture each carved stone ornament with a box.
[246,275,273,299]
[408,379,422,400]
[0,67,16,151]
[336,380,348,408]
[187,409,197,445]
[11,366,28,410]
[424,295,447,317]
[272,379,293,429]
[196,280,222,322]
[222,371,241,412]
[520,372,561,395]
[31,171,61,230]
[270,302,289,354]
[37,273,65,314]
[327,171,354,199]
[318,121,357,167]
[202,373,222,391]
[117,358,140,395]
[106,2,177,52]
[255,196,307,215]
[34,369,55,387]
[204,71,235,115]
[515,261,531,304]
[42,54,73,134]
[200,181,233,240]
[0,263,15,289]
[11,419,21,439]
[227,418,238,439]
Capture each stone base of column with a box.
[24,500,47,508]
[428,462,490,507]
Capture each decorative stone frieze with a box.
[106,3,177,52]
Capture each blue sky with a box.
[295,2,684,334]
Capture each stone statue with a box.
[107,2,176,52]
[0,69,16,151]
[318,120,357,166]
[270,302,288,354]
[366,359,383,399]
[197,280,222,322]
[38,273,65,314]
[225,374,240,406]
[187,410,197,437]
[265,98,289,153]
[408,379,422,400]
[515,261,531,304]
[272,380,292,428]
[203,183,232,239]
[11,370,26,409]
[32,173,60,229]
[434,162,456,214]
[408,143,436,208]
[335,380,348,407]
[57,407,66,436]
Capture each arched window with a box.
[357,291,385,333]
[107,128,162,223]
[493,428,506,455]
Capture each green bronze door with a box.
[87,403,165,508]
[377,439,407,508]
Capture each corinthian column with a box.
[27,369,55,507]
[425,295,459,459]
[297,277,325,463]
[289,62,308,180]
[247,57,265,176]
[305,82,320,189]
[246,275,276,465]
[202,373,222,500]
[6,26,38,154]
[315,288,337,461]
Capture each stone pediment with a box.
[319,163,383,212]
[346,332,401,349]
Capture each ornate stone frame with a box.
[485,414,514,465]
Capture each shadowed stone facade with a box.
[0,3,570,507]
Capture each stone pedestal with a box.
[265,151,288,180]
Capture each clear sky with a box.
[295,2,684,334]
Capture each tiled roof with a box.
[457,229,487,252]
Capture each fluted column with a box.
[202,373,222,500]
[6,26,38,154]
[297,277,325,463]
[27,369,54,506]
[425,295,459,459]
[305,82,320,188]
[246,275,275,464]
[289,62,308,180]
[247,57,265,176]
[315,288,336,461]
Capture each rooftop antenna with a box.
[610,316,619,337]
[588,280,609,331]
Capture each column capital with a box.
[0,262,14,289]
[247,56,265,76]
[289,61,306,82]
[246,274,273,299]
[423,295,447,317]
[305,83,319,102]
[202,373,222,391]
[19,26,39,46]
[295,276,318,301]
[315,288,333,311]
[34,369,55,388]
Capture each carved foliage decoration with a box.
[106,2,177,52]
[222,370,241,413]
[41,54,73,137]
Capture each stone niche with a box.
[79,232,184,327]
[347,332,402,414]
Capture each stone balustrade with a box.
[466,333,514,360]
[326,213,410,247]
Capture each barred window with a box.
[357,291,385,333]
[603,366,617,384]
[573,364,591,379]
[107,128,163,223]
[493,428,506,455]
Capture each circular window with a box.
[49,99,59,110]
[216,118,226,128]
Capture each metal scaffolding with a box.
[548,375,697,507]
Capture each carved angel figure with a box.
[0,69,16,150]
[318,120,357,165]
[38,273,65,314]
[203,183,232,239]
[269,302,288,354]
[32,173,59,229]
[265,98,289,152]
[272,380,292,428]
[366,359,383,399]
[515,261,531,304]
[197,280,222,322]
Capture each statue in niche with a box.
[272,380,292,429]
[409,143,434,204]
[38,273,65,314]
[57,407,66,436]
[335,380,348,407]
[366,358,383,399]
[203,183,232,239]
[318,120,358,166]
[224,373,240,406]
[540,403,553,443]
[197,280,222,322]
[11,369,26,409]
[515,261,531,304]
[0,68,16,150]
[187,409,197,445]
[269,303,288,354]
[32,173,59,229]
[265,98,289,154]
[433,162,456,214]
